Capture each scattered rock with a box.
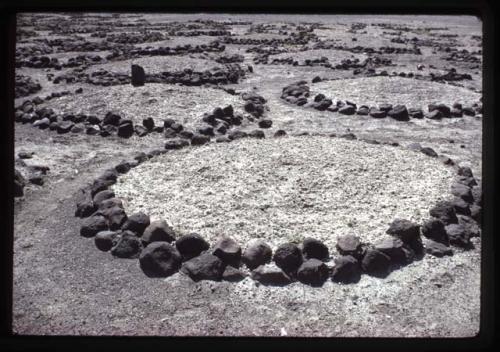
[361,248,391,277]
[212,237,242,265]
[421,147,438,157]
[175,233,210,261]
[251,263,292,286]
[242,239,272,269]
[110,231,143,258]
[331,255,361,284]
[274,129,287,137]
[139,242,181,277]
[273,243,303,275]
[296,259,329,286]
[94,230,117,252]
[302,238,329,261]
[80,214,108,237]
[181,253,225,281]
[122,212,150,236]
[141,220,176,245]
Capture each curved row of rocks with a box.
[281,80,482,120]
[72,131,481,286]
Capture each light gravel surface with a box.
[113,136,455,250]
[309,76,482,108]
[42,83,243,128]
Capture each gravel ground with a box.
[39,83,243,128]
[309,76,482,108]
[113,136,455,250]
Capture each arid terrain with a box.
[13,13,482,337]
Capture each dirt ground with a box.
[12,13,482,337]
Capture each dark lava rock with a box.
[143,117,155,130]
[387,105,409,121]
[356,106,369,115]
[110,231,143,259]
[456,175,477,188]
[222,105,234,117]
[117,120,134,138]
[274,129,287,137]
[212,237,242,265]
[430,201,458,224]
[97,197,123,211]
[445,223,472,248]
[135,125,148,137]
[164,127,177,138]
[379,103,393,112]
[222,265,246,282]
[421,218,449,244]
[314,93,326,102]
[361,248,391,278]
[115,161,131,174]
[75,197,95,218]
[251,264,292,286]
[94,230,117,252]
[470,204,482,223]
[181,253,225,281]
[56,121,73,134]
[242,240,273,269]
[386,219,421,243]
[429,103,451,118]
[228,130,248,140]
[80,214,108,238]
[33,118,50,129]
[339,105,355,115]
[408,108,424,119]
[426,110,443,120]
[458,215,481,238]
[336,235,362,257]
[103,111,121,126]
[163,118,176,129]
[421,147,438,157]
[302,238,329,261]
[258,119,273,128]
[131,64,145,87]
[458,166,474,178]
[296,259,329,286]
[139,242,181,277]
[191,134,210,146]
[122,212,150,236]
[170,122,183,133]
[248,129,265,139]
[175,233,210,261]
[92,190,115,208]
[451,182,473,203]
[331,255,361,284]
[142,220,176,244]
[216,136,231,143]
[312,76,322,83]
[99,206,128,231]
[424,239,453,257]
[369,108,387,118]
[450,197,471,216]
[89,178,114,197]
[165,139,189,150]
[198,126,214,136]
[273,243,303,275]
[375,237,411,265]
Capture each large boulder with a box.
[94,230,117,252]
[142,220,176,244]
[242,239,273,269]
[175,233,210,260]
[421,218,448,244]
[429,201,458,224]
[336,235,362,258]
[273,243,303,275]
[296,259,329,286]
[181,253,225,281]
[131,64,145,87]
[387,105,409,121]
[386,219,420,243]
[212,237,242,265]
[80,214,108,237]
[121,212,150,236]
[302,238,329,261]
[110,231,143,258]
[330,255,361,284]
[139,242,181,277]
[361,248,391,278]
[251,264,292,286]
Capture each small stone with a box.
[421,147,438,157]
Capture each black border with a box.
[0,1,496,351]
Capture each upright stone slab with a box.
[131,64,145,87]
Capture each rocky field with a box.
[13,13,483,337]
